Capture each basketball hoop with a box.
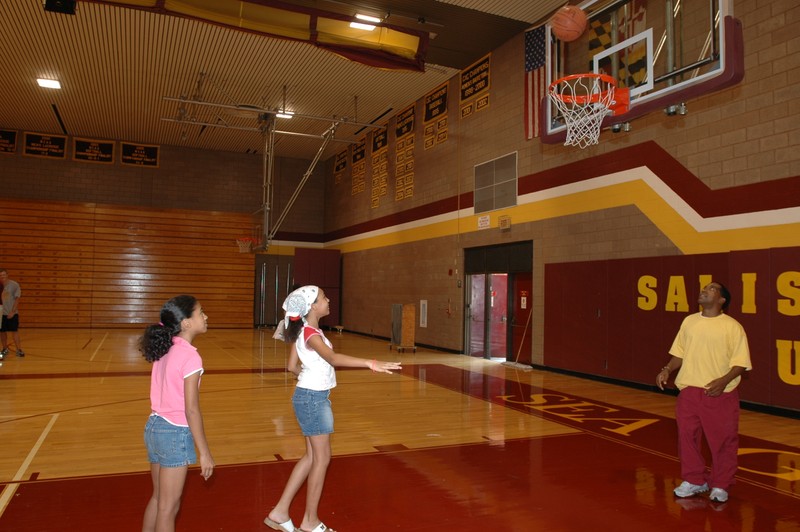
[236,238,254,253]
[548,73,629,149]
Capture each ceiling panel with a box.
[0,0,565,160]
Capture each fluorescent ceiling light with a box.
[349,22,375,31]
[355,13,381,23]
[37,78,61,89]
[351,13,380,30]
[276,111,294,119]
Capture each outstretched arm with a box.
[307,335,402,374]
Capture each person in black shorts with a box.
[0,268,24,358]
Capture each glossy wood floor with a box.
[1,329,798,531]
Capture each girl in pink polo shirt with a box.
[140,295,215,532]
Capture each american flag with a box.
[524,25,547,139]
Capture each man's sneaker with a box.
[0,351,4,361]
[674,481,709,498]
[16,349,25,358]
[709,488,728,502]
[0,348,7,357]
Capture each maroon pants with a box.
[675,386,740,490]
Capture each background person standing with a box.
[657,282,752,503]
[0,268,23,358]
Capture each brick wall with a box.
[327,0,799,356]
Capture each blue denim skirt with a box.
[292,387,334,437]
[144,414,197,467]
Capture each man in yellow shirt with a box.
[657,282,752,504]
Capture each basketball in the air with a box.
[550,5,588,42]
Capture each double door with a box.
[466,272,532,362]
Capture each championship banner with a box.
[460,54,491,119]
[395,104,415,139]
[460,54,490,102]
[23,132,66,159]
[334,150,348,173]
[351,139,366,196]
[424,82,448,123]
[394,105,416,201]
[395,133,415,201]
[334,149,348,185]
[0,130,16,154]
[424,82,448,150]
[370,128,389,209]
[73,138,114,164]
[121,142,159,167]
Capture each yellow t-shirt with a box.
[669,312,752,392]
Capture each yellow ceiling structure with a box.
[95,0,427,70]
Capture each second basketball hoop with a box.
[548,73,629,149]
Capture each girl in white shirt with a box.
[265,286,401,532]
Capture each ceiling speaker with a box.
[44,0,76,15]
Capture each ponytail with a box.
[139,295,197,362]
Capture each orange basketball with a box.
[550,5,588,42]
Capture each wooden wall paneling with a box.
[0,199,96,327]
[90,205,255,327]
[0,199,255,329]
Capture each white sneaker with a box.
[709,487,728,502]
[674,481,709,497]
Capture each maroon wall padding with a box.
[293,248,341,326]
[545,247,800,413]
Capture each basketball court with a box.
[1,330,798,531]
[0,0,797,530]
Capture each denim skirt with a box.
[292,387,334,437]
[144,414,197,467]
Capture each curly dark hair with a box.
[139,295,197,362]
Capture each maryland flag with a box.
[588,0,647,89]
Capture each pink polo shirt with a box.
[150,336,204,426]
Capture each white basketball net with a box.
[549,75,616,149]
[236,239,253,253]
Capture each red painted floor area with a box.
[2,365,798,531]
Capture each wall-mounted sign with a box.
[121,142,159,167]
[73,138,114,164]
[23,132,67,159]
[0,130,17,154]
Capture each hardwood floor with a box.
[1,329,798,531]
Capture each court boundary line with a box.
[0,414,59,517]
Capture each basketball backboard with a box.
[540,0,743,143]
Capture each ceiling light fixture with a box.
[350,13,380,31]
[355,13,381,23]
[275,111,294,119]
[37,78,61,89]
